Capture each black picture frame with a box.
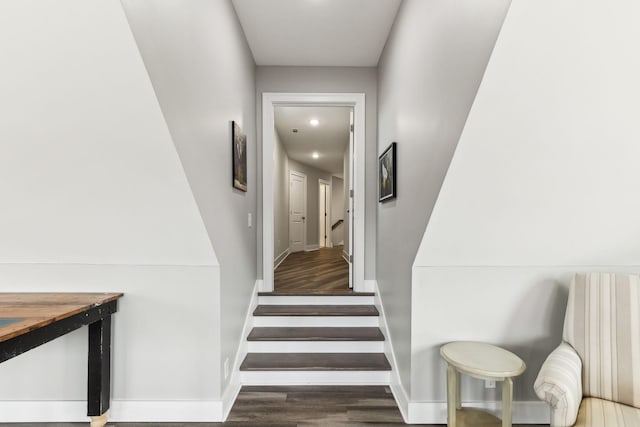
[232,121,247,192]
[378,142,396,202]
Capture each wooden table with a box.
[0,293,123,427]
[440,341,526,427]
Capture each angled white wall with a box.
[412,0,640,422]
[120,0,258,402]
[0,0,215,266]
[0,0,222,422]
[376,0,511,400]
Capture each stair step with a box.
[258,291,375,296]
[240,353,391,371]
[258,295,373,305]
[253,316,378,327]
[247,341,384,353]
[253,305,379,317]
[248,327,384,341]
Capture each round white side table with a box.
[440,341,526,427]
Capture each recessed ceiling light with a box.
[312,152,319,159]
[309,119,319,126]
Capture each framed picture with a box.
[378,142,396,202]
[232,121,247,192]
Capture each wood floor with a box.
[3,386,548,426]
[274,245,349,293]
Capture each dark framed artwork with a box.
[378,142,396,202]
[232,121,247,192]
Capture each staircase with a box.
[239,291,391,385]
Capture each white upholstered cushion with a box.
[574,398,640,426]
[535,342,583,427]
[563,272,640,409]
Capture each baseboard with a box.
[406,400,550,424]
[274,248,290,270]
[222,279,260,420]
[305,244,320,252]
[372,280,409,423]
[372,280,548,424]
[362,280,375,293]
[342,250,349,262]
[0,400,224,422]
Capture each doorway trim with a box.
[318,178,331,248]
[289,170,307,253]
[262,92,365,292]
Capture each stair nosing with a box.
[247,327,385,342]
[253,304,379,317]
[240,352,391,372]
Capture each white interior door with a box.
[319,180,331,248]
[289,170,306,252]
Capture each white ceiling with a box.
[275,106,351,175]
[231,0,402,66]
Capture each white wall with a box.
[0,0,221,421]
[412,0,640,420]
[256,67,377,278]
[120,0,257,399]
[0,0,215,266]
[331,176,344,245]
[273,129,290,261]
[376,0,511,397]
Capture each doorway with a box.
[262,93,365,293]
[319,179,331,248]
[289,170,307,252]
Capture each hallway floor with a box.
[3,386,548,426]
[274,245,350,293]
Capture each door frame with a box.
[262,92,365,292]
[289,170,307,252]
[318,178,331,248]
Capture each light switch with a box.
[248,213,252,228]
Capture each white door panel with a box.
[289,171,306,252]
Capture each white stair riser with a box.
[253,316,379,327]
[247,341,384,353]
[240,370,391,385]
[258,296,373,305]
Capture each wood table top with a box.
[0,293,123,343]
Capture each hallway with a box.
[274,246,350,293]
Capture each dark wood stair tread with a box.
[240,353,391,371]
[253,305,379,316]
[248,327,384,341]
[258,291,375,296]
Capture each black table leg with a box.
[87,315,112,423]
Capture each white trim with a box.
[274,248,290,270]
[222,279,259,420]
[258,295,374,305]
[247,341,384,353]
[0,400,224,422]
[289,169,307,253]
[373,280,410,423]
[406,400,550,424]
[262,92,366,292]
[362,279,376,293]
[318,178,332,248]
[304,244,320,252]
[240,370,390,385]
[342,250,349,263]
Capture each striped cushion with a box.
[575,398,640,426]
[534,342,583,427]
[563,273,640,408]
